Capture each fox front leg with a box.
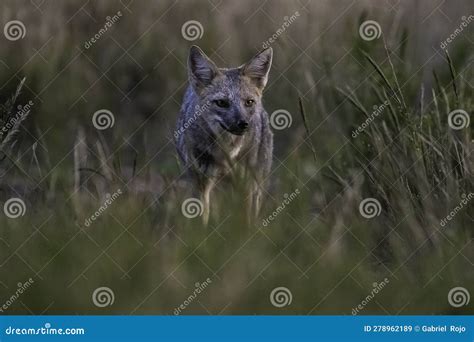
[194,179,213,226]
[246,181,263,225]
[201,182,213,226]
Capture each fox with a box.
[175,45,274,225]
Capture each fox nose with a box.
[238,120,249,130]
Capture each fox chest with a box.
[229,140,243,159]
[213,137,246,170]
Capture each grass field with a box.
[0,0,472,315]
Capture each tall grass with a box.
[0,0,472,315]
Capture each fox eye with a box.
[245,99,255,107]
[214,99,230,108]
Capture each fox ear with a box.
[188,45,219,89]
[242,48,273,89]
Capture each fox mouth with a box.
[218,122,246,136]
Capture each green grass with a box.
[0,0,472,315]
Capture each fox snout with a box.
[217,119,248,136]
[212,104,251,135]
[221,113,250,136]
[226,119,249,136]
[238,120,249,130]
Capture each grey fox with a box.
[175,45,273,225]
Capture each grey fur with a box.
[175,45,273,224]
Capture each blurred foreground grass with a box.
[0,0,472,314]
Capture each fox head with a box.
[187,45,273,136]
